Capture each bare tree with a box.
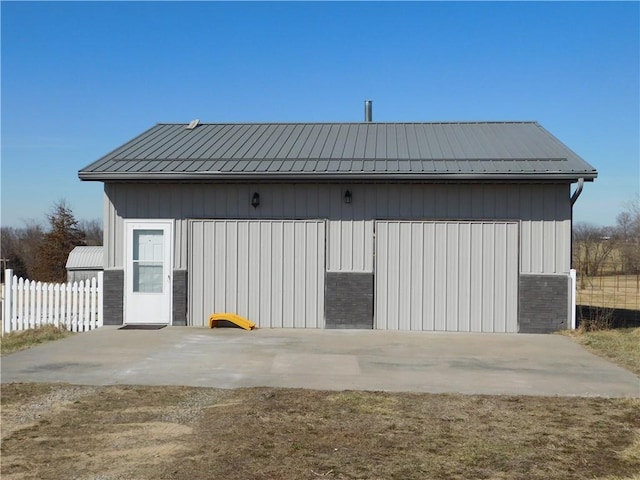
[616,195,640,274]
[1,228,28,280]
[78,219,103,246]
[0,221,44,280]
[573,223,617,289]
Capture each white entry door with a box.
[125,221,173,324]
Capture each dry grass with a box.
[565,327,640,376]
[578,274,640,310]
[1,384,639,480]
[0,325,74,355]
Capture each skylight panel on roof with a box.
[186,119,200,130]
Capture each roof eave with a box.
[78,171,598,182]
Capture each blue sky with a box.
[2,1,638,228]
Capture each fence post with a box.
[60,283,66,330]
[54,283,60,328]
[66,281,72,331]
[97,271,104,327]
[89,277,96,330]
[569,269,577,330]
[29,279,36,329]
[83,279,91,331]
[17,277,25,331]
[47,283,54,327]
[3,269,13,334]
[36,281,43,329]
[72,281,80,333]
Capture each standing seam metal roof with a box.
[78,122,597,181]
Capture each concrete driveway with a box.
[1,327,638,397]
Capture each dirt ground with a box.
[1,383,639,480]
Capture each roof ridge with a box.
[155,121,541,126]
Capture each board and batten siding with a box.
[375,221,519,332]
[188,220,325,327]
[103,182,571,274]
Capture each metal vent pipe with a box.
[364,100,372,122]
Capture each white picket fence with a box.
[2,269,103,334]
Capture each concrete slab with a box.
[272,354,361,375]
[1,327,638,397]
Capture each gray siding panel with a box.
[67,271,101,284]
[103,188,116,269]
[188,220,325,328]
[104,183,571,277]
[375,221,519,332]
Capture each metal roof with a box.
[65,246,104,270]
[78,122,597,182]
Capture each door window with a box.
[132,229,164,293]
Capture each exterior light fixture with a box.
[251,192,260,208]
[344,190,352,204]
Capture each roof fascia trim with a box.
[78,171,598,182]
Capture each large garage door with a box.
[375,221,519,332]
[189,220,326,328]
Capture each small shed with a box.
[66,246,104,283]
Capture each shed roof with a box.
[79,122,597,182]
[65,246,104,270]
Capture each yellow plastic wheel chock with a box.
[208,313,256,330]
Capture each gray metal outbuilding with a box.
[65,246,104,283]
[79,119,597,333]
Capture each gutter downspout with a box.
[569,177,584,329]
[570,177,584,206]
[569,177,585,267]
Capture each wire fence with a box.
[576,272,640,311]
[575,259,640,328]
